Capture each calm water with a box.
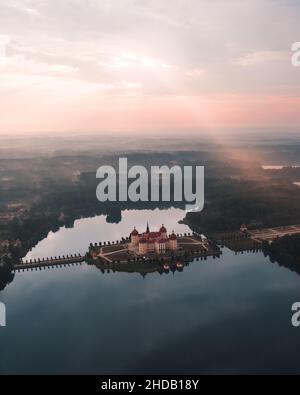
[1,208,300,374]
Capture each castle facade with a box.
[129,224,178,255]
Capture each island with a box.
[87,223,221,272]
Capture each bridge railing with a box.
[14,254,84,268]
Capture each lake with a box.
[1,208,300,374]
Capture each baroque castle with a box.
[129,223,178,255]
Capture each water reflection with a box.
[25,208,191,259]
[1,246,300,374]
[0,267,14,291]
[0,203,299,292]
[1,208,300,374]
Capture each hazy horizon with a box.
[1,127,300,139]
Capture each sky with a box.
[0,0,300,135]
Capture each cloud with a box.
[1,0,300,132]
[3,0,41,17]
[233,50,287,66]
[97,53,171,69]
[186,68,206,77]
[0,36,79,77]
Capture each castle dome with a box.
[169,232,177,240]
[131,227,139,236]
[160,224,167,233]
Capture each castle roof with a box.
[134,224,173,245]
[131,227,138,236]
[160,225,167,233]
[145,231,161,239]
[169,232,177,240]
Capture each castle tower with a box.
[169,231,178,251]
[139,237,147,255]
[131,227,139,246]
[146,222,150,234]
[159,224,167,238]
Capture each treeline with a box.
[264,234,300,264]
[186,178,300,232]
[262,234,300,275]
